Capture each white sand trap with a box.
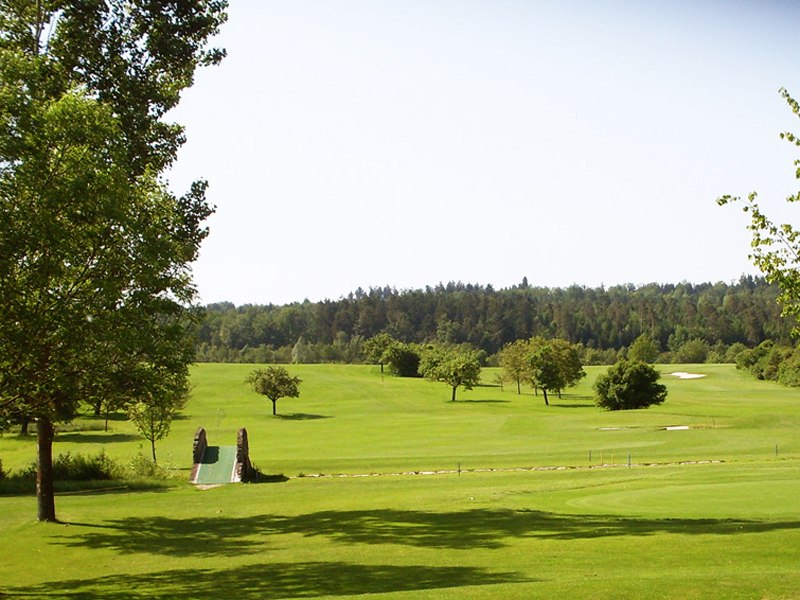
[670,372,706,379]
[665,425,691,431]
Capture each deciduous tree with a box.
[0,1,226,522]
[718,88,800,335]
[499,339,530,394]
[246,367,302,416]
[363,333,395,373]
[419,345,482,401]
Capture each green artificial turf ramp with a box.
[195,445,237,484]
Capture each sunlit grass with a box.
[1,363,799,598]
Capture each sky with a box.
[167,0,800,306]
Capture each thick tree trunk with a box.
[37,415,57,522]
[272,399,277,415]
[451,385,457,402]
[20,415,30,435]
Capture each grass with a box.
[1,363,799,598]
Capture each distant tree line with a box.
[194,277,794,365]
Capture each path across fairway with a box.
[194,445,237,484]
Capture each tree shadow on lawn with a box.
[274,413,331,421]
[460,399,511,404]
[56,509,800,558]
[56,433,141,444]
[0,561,531,599]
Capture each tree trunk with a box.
[542,388,549,406]
[272,399,277,415]
[37,415,57,522]
[20,415,30,435]
[451,385,457,402]
[516,379,521,394]
[151,438,157,464]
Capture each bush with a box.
[127,451,170,479]
[594,360,668,410]
[53,451,124,481]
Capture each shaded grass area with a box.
[2,562,529,599]
[54,509,800,557]
[2,464,800,598]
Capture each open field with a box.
[1,364,800,598]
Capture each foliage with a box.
[593,360,668,410]
[362,333,396,373]
[499,339,530,394]
[718,88,800,336]
[674,339,710,364]
[195,278,791,362]
[0,1,226,521]
[383,342,422,377]
[628,334,660,363]
[419,345,482,401]
[127,374,188,464]
[245,367,302,416]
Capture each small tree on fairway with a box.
[363,333,396,373]
[419,345,482,401]
[528,341,561,406]
[594,360,668,410]
[128,375,187,464]
[246,367,302,416]
[499,339,530,394]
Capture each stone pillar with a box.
[235,427,254,482]
[190,427,207,482]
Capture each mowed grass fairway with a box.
[1,363,800,598]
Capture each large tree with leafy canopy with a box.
[0,0,227,522]
[718,88,800,333]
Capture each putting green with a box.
[194,445,237,484]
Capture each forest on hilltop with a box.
[194,276,794,364]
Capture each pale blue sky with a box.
[168,0,800,306]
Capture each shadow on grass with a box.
[460,399,511,404]
[56,433,141,444]
[0,561,530,599]
[549,403,596,409]
[274,413,331,421]
[55,509,800,558]
[1,480,174,497]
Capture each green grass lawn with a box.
[1,363,799,598]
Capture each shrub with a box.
[127,451,170,479]
[594,360,668,410]
[52,451,124,481]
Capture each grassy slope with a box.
[1,363,799,598]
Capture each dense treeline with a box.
[194,276,794,363]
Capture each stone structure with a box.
[235,427,255,482]
[190,426,254,484]
[190,427,208,482]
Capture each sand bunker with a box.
[670,372,706,379]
